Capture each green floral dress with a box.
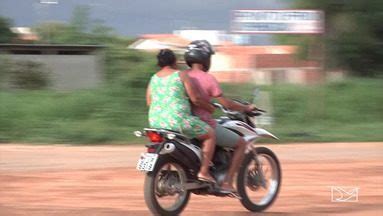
[148,71,209,138]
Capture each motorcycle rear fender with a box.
[167,141,201,172]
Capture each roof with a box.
[255,54,320,68]
[141,34,176,39]
[216,45,296,55]
[173,30,229,46]
[0,44,105,49]
[0,44,105,54]
[0,44,105,50]
[140,34,191,47]
[11,27,39,41]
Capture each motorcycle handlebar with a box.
[254,108,266,113]
[212,103,239,115]
[212,102,266,116]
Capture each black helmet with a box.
[184,40,215,71]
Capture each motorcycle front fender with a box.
[243,128,279,142]
[255,128,279,140]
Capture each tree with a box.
[277,0,383,77]
[34,21,72,44]
[0,16,16,43]
[91,19,115,43]
[34,5,116,44]
[70,5,91,33]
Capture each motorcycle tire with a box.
[144,156,190,216]
[237,146,281,212]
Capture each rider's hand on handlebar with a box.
[245,104,257,112]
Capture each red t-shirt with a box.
[187,69,223,128]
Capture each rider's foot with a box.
[197,173,216,184]
[220,182,236,193]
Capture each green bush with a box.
[7,60,51,90]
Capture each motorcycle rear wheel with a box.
[144,156,190,216]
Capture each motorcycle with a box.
[135,100,281,215]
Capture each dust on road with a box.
[0,142,382,215]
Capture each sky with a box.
[0,0,290,37]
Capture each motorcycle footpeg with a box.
[227,192,242,200]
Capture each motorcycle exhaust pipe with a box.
[160,143,175,154]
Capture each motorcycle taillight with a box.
[147,147,156,153]
[146,131,164,143]
[145,143,160,153]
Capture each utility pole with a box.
[39,0,59,44]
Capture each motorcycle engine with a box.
[211,148,232,184]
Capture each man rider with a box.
[184,40,256,193]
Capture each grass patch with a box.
[0,78,382,144]
[223,78,383,143]
[0,87,147,143]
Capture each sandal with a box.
[219,187,237,194]
[197,174,217,184]
[219,183,237,194]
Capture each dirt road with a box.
[1,142,382,215]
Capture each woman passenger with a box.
[146,49,216,183]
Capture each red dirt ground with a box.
[0,142,382,215]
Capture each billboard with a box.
[231,10,324,34]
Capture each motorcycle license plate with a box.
[136,153,158,171]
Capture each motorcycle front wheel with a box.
[237,146,281,212]
[144,156,190,216]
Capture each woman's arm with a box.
[180,71,215,113]
[216,96,255,112]
[146,84,151,106]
